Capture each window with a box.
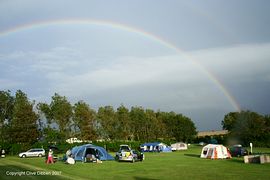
[203,148,208,155]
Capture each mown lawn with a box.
[0,146,269,180]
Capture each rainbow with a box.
[0,18,241,111]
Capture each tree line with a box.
[1,89,269,151]
[0,90,197,149]
[222,110,270,147]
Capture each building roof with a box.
[197,130,228,137]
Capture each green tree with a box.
[222,111,269,146]
[157,111,176,139]
[9,90,39,144]
[73,101,97,141]
[144,109,161,141]
[0,90,14,143]
[50,93,72,135]
[97,106,117,140]
[154,111,167,140]
[171,114,197,142]
[42,127,62,143]
[222,112,239,131]
[116,104,131,140]
[0,90,14,124]
[264,115,270,146]
[37,93,73,140]
[37,102,53,126]
[130,106,146,141]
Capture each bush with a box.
[5,143,31,155]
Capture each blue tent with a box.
[71,144,114,161]
[140,142,172,152]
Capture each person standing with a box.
[46,149,54,164]
[1,149,5,158]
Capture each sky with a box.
[0,0,270,131]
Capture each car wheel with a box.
[22,154,26,158]
[140,154,144,161]
[38,154,42,157]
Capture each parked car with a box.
[19,148,45,158]
[115,145,144,163]
[199,142,205,146]
[229,146,248,157]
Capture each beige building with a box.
[197,130,228,137]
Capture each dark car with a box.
[229,146,248,157]
[131,150,144,161]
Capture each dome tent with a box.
[71,144,114,161]
[200,144,231,159]
[171,142,188,151]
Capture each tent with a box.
[200,144,231,159]
[171,142,188,151]
[140,142,172,152]
[71,144,114,161]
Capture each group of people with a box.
[45,148,102,165]
[46,148,77,165]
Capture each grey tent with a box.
[171,142,188,151]
[71,144,114,161]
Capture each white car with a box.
[115,145,144,163]
[19,148,45,158]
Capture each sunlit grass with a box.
[0,146,269,180]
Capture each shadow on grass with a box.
[184,154,200,158]
[134,176,159,180]
[229,158,244,164]
[0,165,32,180]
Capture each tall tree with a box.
[97,106,117,140]
[144,109,160,141]
[116,104,131,140]
[222,111,269,146]
[222,112,239,131]
[157,111,176,139]
[37,93,73,140]
[171,114,197,142]
[130,106,146,141]
[50,93,72,135]
[0,90,14,124]
[37,102,53,126]
[9,90,39,144]
[0,90,14,142]
[73,101,97,141]
[264,115,270,146]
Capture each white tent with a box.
[200,144,231,159]
[171,142,188,151]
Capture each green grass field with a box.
[0,146,270,180]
